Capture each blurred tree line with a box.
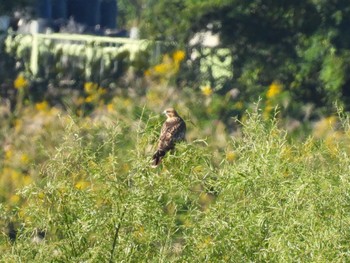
[3,0,350,119]
[139,0,350,117]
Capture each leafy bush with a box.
[1,100,350,261]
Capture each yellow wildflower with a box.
[75,180,90,190]
[154,63,169,74]
[10,169,21,181]
[18,209,25,219]
[35,101,49,111]
[85,95,95,103]
[10,194,20,204]
[14,74,29,89]
[226,151,237,162]
[107,103,114,112]
[266,82,282,98]
[173,50,185,63]
[5,149,13,160]
[97,87,107,95]
[84,82,98,94]
[201,85,213,96]
[14,119,22,133]
[20,153,30,165]
[23,175,32,186]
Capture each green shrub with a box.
[1,108,350,261]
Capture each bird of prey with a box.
[152,108,186,167]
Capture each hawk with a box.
[152,108,186,167]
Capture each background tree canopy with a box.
[140,0,350,115]
[3,0,350,117]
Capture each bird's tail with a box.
[151,150,166,167]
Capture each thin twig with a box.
[109,208,126,263]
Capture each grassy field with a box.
[1,79,350,262]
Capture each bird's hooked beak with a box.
[163,110,168,116]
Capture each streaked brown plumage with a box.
[152,108,186,167]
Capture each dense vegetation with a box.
[1,90,350,261]
[2,0,350,261]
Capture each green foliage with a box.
[117,0,144,27]
[1,98,350,261]
[320,53,345,95]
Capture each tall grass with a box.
[1,103,350,262]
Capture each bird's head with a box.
[163,108,178,118]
